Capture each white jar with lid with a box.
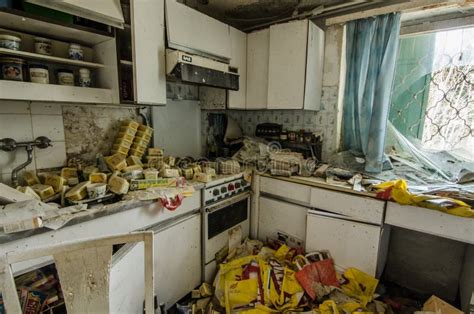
[57,69,74,86]
[29,64,49,84]
[0,34,21,51]
[34,37,52,55]
[68,43,84,60]
[79,68,91,87]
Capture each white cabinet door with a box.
[26,0,124,28]
[303,22,325,111]
[228,27,247,109]
[246,28,269,109]
[131,0,167,105]
[306,211,381,276]
[165,0,231,60]
[153,213,201,308]
[267,20,308,109]
[258,197,307,244]
[110,243,145,314]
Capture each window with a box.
[388,27,474,160]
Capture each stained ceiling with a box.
[181,0,474,31]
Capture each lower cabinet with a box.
[258,196,307,245]
[152,212,202,309]
[109,212,201,312]
[306,211,382,276]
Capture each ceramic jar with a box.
[0,34,21,50]
[29,64,49,84]
[34,37,52,55]
[57,69,74,86]
[68,43,84,60]
[0,57,25,81]
[78,68,91,87]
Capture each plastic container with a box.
[68,43,84,60]
[34,37,52,55]
[0,34,21,51]
[29,64,49,84]
[57,69,74,86]
[0,57,25,81]
[78,68,91,87]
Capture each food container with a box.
[280,131,288,141]
[68,43,84,60]
[29,63,49,84]
[0,57,25,81]
[34,37,52,55]
[87,183,107,199]
[57,69,74,86]
[0,34,21,50]
[79,68,91,87]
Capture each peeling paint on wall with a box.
[63,106,136,162]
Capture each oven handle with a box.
[204,192,250,214]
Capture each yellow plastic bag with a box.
[274,244,290,260]
[319,300,339,314]
[373,179,474,218]
[340,268,378,307]
[225,279,259,313]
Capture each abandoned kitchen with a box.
[0,0,473,313]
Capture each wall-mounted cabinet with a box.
[117,0,166,105]
[165,0,231,61]
[245,20,325,111]
[227,27,247,109]
[0,8,119,104]
[267,20,324,110]
[246,28,270,110]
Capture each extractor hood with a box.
[166,49,239,91]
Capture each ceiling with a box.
[181,0,474,31]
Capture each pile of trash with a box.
[186,239,387,313]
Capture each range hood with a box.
[166,49,239,91]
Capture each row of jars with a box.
[0,34,85,60]
[0,57,91,87]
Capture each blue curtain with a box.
[342,13,401,173]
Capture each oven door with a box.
[203,192,250,279]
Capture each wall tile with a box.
[30,102,63,115]
[32,115,65,141]
[0,172,12,185]
[0,114,34,141]
[0,149,36,174]
[0,101,30,114]
[35,141,67,169]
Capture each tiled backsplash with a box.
[0,101,135,185]
[0,101,67,185]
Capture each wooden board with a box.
[0,48,104,68]
[246,28,269,110]
[0,80,115,104]
[0,8,112,46]
[267,20,308,109]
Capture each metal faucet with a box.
[0,137,52,187]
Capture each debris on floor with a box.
[178,239,384,313]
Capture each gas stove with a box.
[202,173,251,206]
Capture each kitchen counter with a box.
[260,173,377,198]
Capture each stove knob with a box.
[235,182,241,189]
[228,183,235,191]
[221,186,227,193]
[213,189,219,196]
[241,180,247,187]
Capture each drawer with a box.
[260,176,311,205]
[306,211,382,276]
[258,197,307,243]
[309,187,384,224]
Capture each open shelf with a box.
[0,8,113,46]
[0,48,105,68]
[0,80,115,104]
